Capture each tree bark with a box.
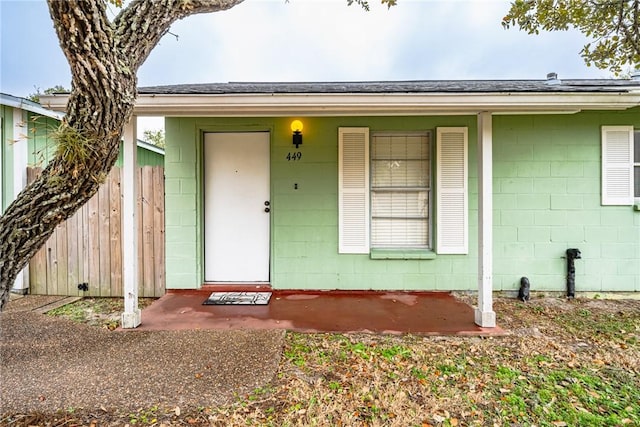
[0,0,243,310]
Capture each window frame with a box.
[369,130,433,250]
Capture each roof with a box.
[137,139,165,155]
[138,79,640,95]
[1,93,65,120]
[42,78,640,117]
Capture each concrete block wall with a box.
[493,110,640,293]
[164,109,639,293]
[164,118,201,288]
[165,116,480,291]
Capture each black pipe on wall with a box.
[566,248,582,298]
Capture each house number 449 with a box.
[286,152,302,161]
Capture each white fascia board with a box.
[133,93,640,116]
[1,93,65,120]
[136,139,165,155]
[43,92,640,117]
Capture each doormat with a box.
[203,292,272,305]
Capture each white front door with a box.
[204,132,270,282]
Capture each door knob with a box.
[264,207,270,213]
[264,201,270,206]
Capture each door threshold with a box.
[201,283,272,292]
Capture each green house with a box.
[44,77,640,328]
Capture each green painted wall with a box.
[113,143,165,167]
[27,114,58,166]
[166,109,639,293]
[165,115,478,291]
[493,107,640,293]
[164,117,203,288]
[1,105,15,212]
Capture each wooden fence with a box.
[27,166,165,297]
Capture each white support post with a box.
[121,117,141,328]
[475,112,496,327]
[12,108,29,294]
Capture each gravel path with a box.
[0,300,284,414]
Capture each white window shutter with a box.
[602,126,633,206]
[436,127,468,254]
[339,127,370,254]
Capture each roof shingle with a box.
[138,79,640,95]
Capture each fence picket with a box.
[66,208,79,295]
[153,166,165,297]
[27,168,47,295]
[98,176,111,296]
[142,166,154,298]
[110,167,123,297]
[45,224,59,295]
[87,184,101,296]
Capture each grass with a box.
[210,297,640,427]
[5,296,640,426]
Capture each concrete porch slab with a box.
[131,290,504,336]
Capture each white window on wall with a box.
[601,126,635,205]
[371,132,431,248]
[339,127,468,255]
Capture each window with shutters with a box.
[339,126,467,255]
[370,132,431,248]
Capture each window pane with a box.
[635,166,640,198]
[371,160,429,187]
[372,135,430,160]
[371,218,428,247]
[371,132,431,248]
[372,191,428,218]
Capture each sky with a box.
[0,0,614,134]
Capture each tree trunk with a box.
[0,0,243,311]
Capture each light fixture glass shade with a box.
[290,120,303,133]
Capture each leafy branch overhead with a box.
[143,129,165,149]
[27,85,70,103]
[503,0,640,74]
[346,0,397,11]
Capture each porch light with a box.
[291,119,303,148]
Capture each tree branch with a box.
[114,0,244,71]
